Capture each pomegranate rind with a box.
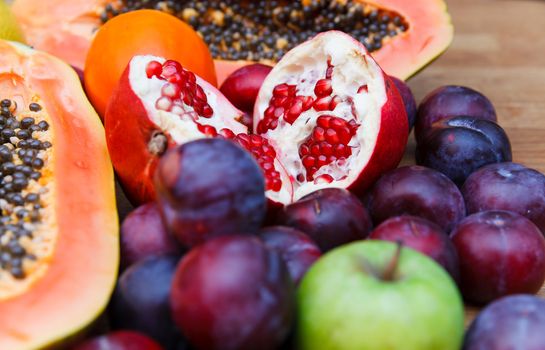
[105,55,245,204]
[254,31,408,205]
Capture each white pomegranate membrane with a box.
[254,31,387,204]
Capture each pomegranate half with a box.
[253,31,408,205]
[105,56,246,204]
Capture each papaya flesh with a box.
[11,0,453,84]
[0,40,118,350]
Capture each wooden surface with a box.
[398,0,545,325]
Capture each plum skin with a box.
[369,216,460,281]
[464,295,545,350]
[259,226,322,285]
[170,235,295,350]
[73,331,163,350]
[416,116,512,186]
[367,165,466,233]
[277,188,372,252]
[120,202,182,269]
[451,210,545,305]
[110,255,184,349]
[415,85,497,142]
[154,138,266,247]
[462,162,545,233]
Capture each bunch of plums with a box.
[73,66,545,350]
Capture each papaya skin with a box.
[0,40,118,350]
[12,0,453,84]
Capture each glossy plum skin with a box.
[369,216,460,281]
[110,255,184,349]
[120,202,182,269]
[462,162,545,233]
[73,331,163,350]
[415,85,497,142]
[390,76,417,131]
[259,226,322,285]
[220,63,272,113]
[464,295,545,350]
[170,235,295,350]
[154,138,266,247]
[367,165,466,233]
[416,116,512,186]
[451,210,545,305]
[277,188,372,252]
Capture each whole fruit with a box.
[259,226,322,285]
[462,162,545,233]
[367,165,466,233]
[416,116,512,185]
[220,63,272,113]
[154,138,266,247]
[297,240,464,350]
[464,295,545,350]
[415,85,497,142]
[120,202,181,269]
[0,1,25,42]
[73,331,163,350]
[171,235,295,350]
[252,30,408,205]
[451,210,545,305]
[105,55,245,204]
[110,255,183,348]
[277,188,372,251]
[369,216,459,281]
[390,76,417,131]
[84,10,216,117]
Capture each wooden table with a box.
[398,0,545,324]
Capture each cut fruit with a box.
[11,0,453,83]
[105,55,246,204]
[0,40,118,350]
[253,31,408,205]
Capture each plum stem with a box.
[382,241,403,281]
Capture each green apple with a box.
[296,240,464,350]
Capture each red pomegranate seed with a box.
[146,61,163,78]
[302,156,315,168]
[317,115,331,128]
[195,85,207,102]
[311,144,321,156]
[302,96,314,111]
[314,79,333,97]
[219,128,235,139]
[300,144,310,156]
[183,92,194,106]
[187,71,196,83]
[273,83,291,97]
[315,174,334,184]
[201,104,213,118]
[337,127,353,144]
[321,142,333,156]
[288,85,297,96]
[313,96,332,111]
[274,107,285,118]
[197,123,218,137]
[313,127,326,142]
[317,155,328,167]
[326,61,334,79]
[285,100,303,124]
[265,106,275,119]
[325,129,339,144]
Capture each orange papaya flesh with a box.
[12,0,452,84]
[0,40,118,350]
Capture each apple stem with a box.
[382,241,403,281]
[356,255,380,279]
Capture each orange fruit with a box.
[84,9,216,117]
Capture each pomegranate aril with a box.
[201,104,213,118]
[315,174,334,184]
[219,129,236,139]
[183,92,194,107]
[265,106,275,119]
[156,97,172,111]
[317,115,331,128]
[325,129,340,144]
[321,142,333,156]
[330,96,342,110]
[167,73,183,84]
[187,71,196,83]
[197,123,218,137]
[313,96,332,111]
[273,84,291,97]
[146,60,163,78]
[314,79,333,97]
[300,144,310,156]
[195,85,207,102]
[302,156,315,168]
[285,101,303,124]
[313,127,326,142]
[171,105,185,115]
[358,85,369,93]
[302,96,314,111]
[317,155,328,167]
[274,107,285,119]
[161,83,181,99]
[337,127,353,145]
[311,144,321,156]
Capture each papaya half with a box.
[11,0,453,84]
[0,40,118,349]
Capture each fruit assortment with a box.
[0,0,544,349]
